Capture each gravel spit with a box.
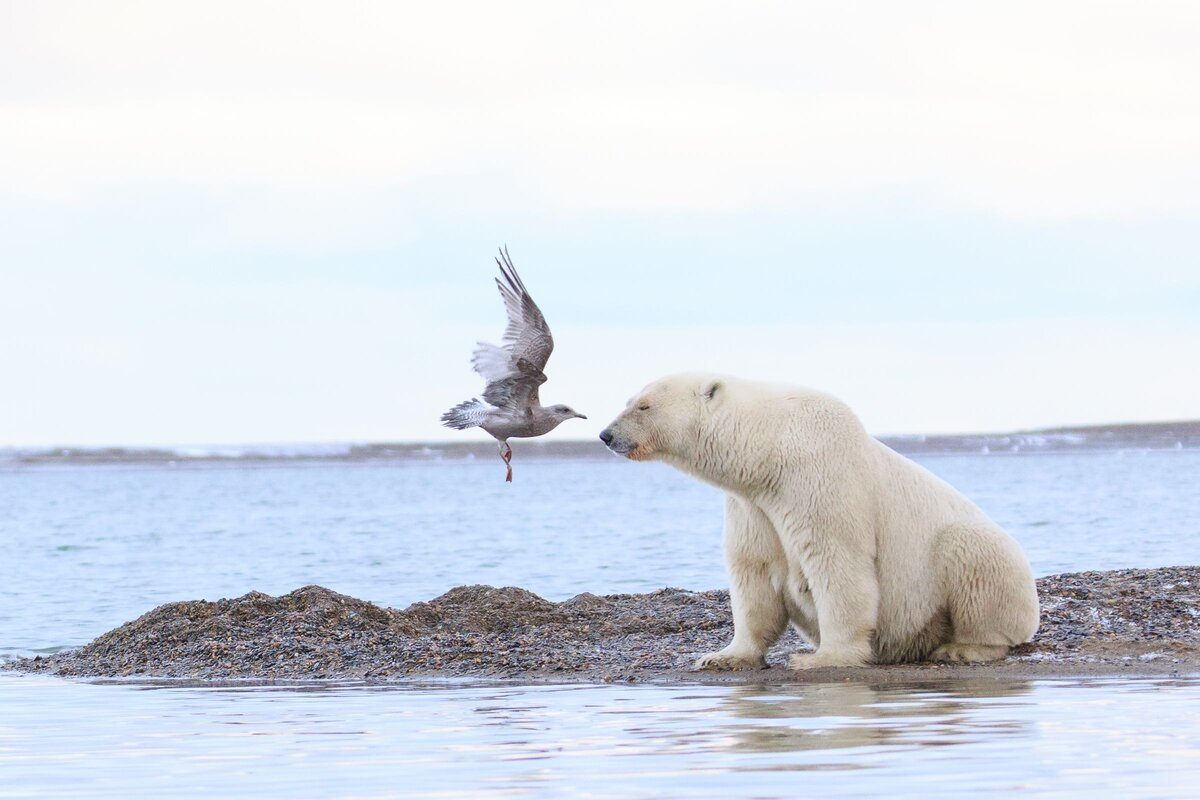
[7,567,1199,683]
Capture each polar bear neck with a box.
[664,391,872,500]
[666,413,788,497]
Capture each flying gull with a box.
[440,247,586,481]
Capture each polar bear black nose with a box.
[599,429,614,445]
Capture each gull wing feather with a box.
[482,358,547,410]
[494,246,555,373]
[469,247,554,410]
[470,342,511,383]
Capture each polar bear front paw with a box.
[693,649,767,671]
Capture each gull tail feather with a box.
[440,398,489,430]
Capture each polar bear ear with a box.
[702,380,721,401]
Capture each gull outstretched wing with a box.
[470,247,554,410]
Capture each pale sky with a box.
[2,1,1198,447]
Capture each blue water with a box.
[1,674,1198,799]
[2,450,1199,798]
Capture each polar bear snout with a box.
[599,427,639,457]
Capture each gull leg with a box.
[499,441,513,482]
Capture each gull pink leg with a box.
[501,443,513,482]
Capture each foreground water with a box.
[2,450,1199,797]
[3,675,1199,798]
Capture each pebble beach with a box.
[9,566,1198,683]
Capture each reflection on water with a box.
[2,675,1198,799]
[715,679,1033,757]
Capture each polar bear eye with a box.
[637,404,651,411]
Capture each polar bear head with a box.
[599,372,726,464]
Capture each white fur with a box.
[602,373,1039,669]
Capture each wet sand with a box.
[7,567,1199,683]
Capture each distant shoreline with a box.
[3,419,1199,465]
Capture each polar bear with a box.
[599,373,1039,669]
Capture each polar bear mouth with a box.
[608,441,636,456]
[621,443,654,461]
[624,445,650,460]
[603,437,641,458]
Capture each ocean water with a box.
[2,449,1199,798]
[3,674,1200,799]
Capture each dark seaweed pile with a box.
[7,567,1198,681]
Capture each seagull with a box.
[440,247,586,482]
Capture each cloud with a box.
[551,318,1200,437]
[2,3,1197,445]
[3,1,1199,228]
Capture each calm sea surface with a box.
[2,450,1199,798]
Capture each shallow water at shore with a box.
[3,674,1199,799]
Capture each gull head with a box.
[550,404,587,421]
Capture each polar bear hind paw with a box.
[930,643,1010,663]
[693,651,767,671]
[787,649,870,670]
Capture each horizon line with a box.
[3,417,1198,453]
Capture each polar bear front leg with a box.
[695,496,788,671]
[783,528,878,670]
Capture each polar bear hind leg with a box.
[931,523,1039,664]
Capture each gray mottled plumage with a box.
[441,247,585,480]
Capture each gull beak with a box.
[576,413,588,419]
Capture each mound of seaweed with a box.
[7,567,1199,681]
